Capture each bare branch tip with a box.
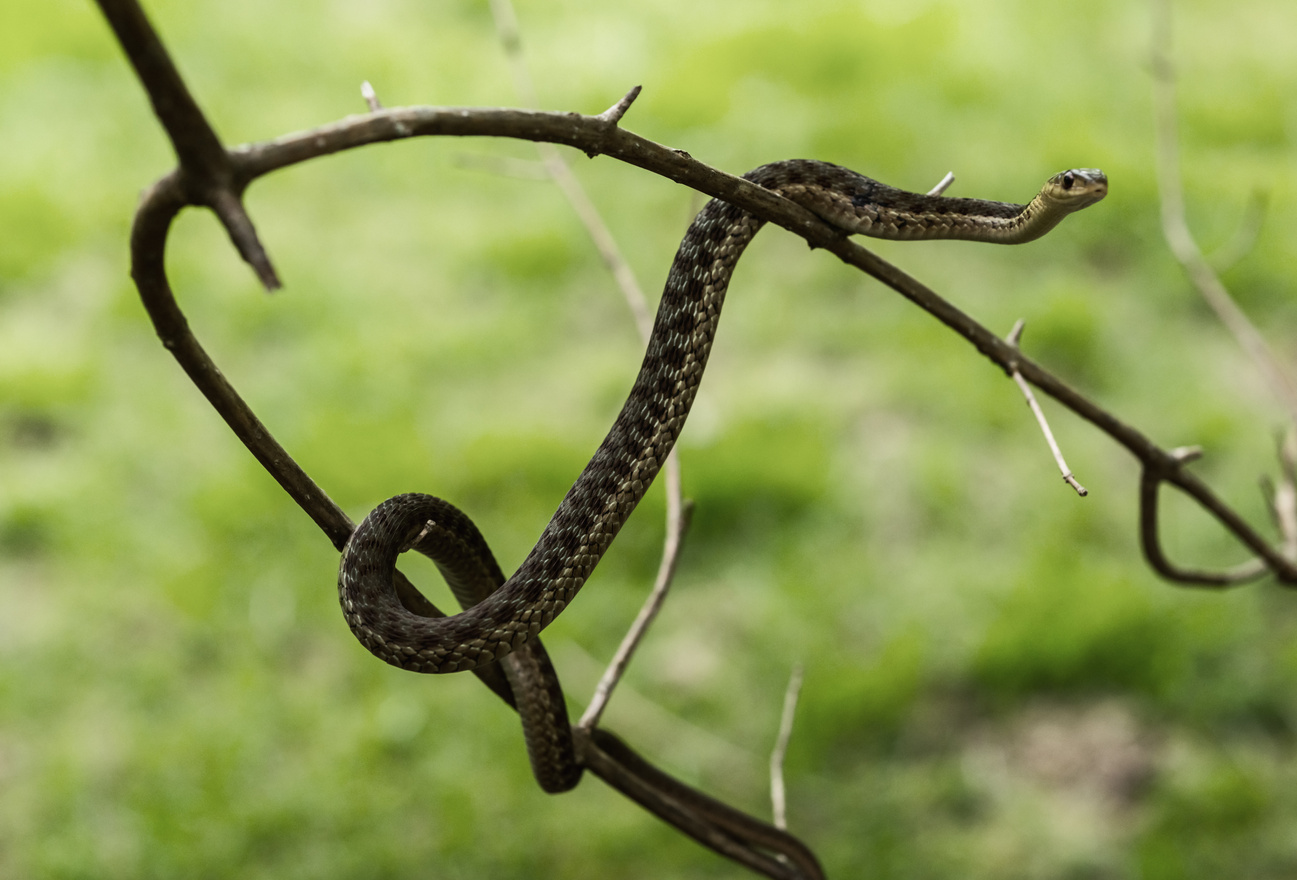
[209,191,282,291]
[235,230,282,292]
[770,663,805,832]
[361,80,383,112]
[1006,318,1026,348]
[927,171,956,197]
[598,85,642,125]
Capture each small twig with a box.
[361,80,383,112]
[1150,0,1297,424]
[1278,431,1297,547]
[1006,320,1088,496]
[769,664,804,832]
[579,489,694,732]
[927,172,955,196]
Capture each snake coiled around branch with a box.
[338,159,1107,677]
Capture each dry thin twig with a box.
[1271,431,1297,554]
[1150,0,1297,423]
[1139,446,1269,585]
[579,493,694,732]
[1006,320,1088,497]
[770,664,805,832]
[486,0,654,338]
[927,172,956,196]
[361,80,383,112]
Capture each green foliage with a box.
[4,0,1297,877]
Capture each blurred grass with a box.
[3,0,1297,877]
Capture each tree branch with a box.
[95,0,280,289]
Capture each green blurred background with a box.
[3,0,1297,877]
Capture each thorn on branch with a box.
[1005,320,1087,496]
[361,80,383,112]
[208,188,282,291]
[1169,445,1203,464]
[597,85,642,126]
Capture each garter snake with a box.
[336,160,1106,865]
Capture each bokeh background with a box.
[4,0,1297,877]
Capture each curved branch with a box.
[1139,462,1271,587]
[578,728,823,880]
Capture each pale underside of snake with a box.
[336,159,1106,874]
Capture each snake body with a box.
[337,160,1106,803]
[338,161,1106,670]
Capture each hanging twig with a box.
[1006,320,1088,496]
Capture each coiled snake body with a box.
[338,161,1106,799]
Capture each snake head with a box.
[1042,168,1108,213]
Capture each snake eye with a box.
[1062,172,1075,190]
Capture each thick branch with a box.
[95,0,279,288]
